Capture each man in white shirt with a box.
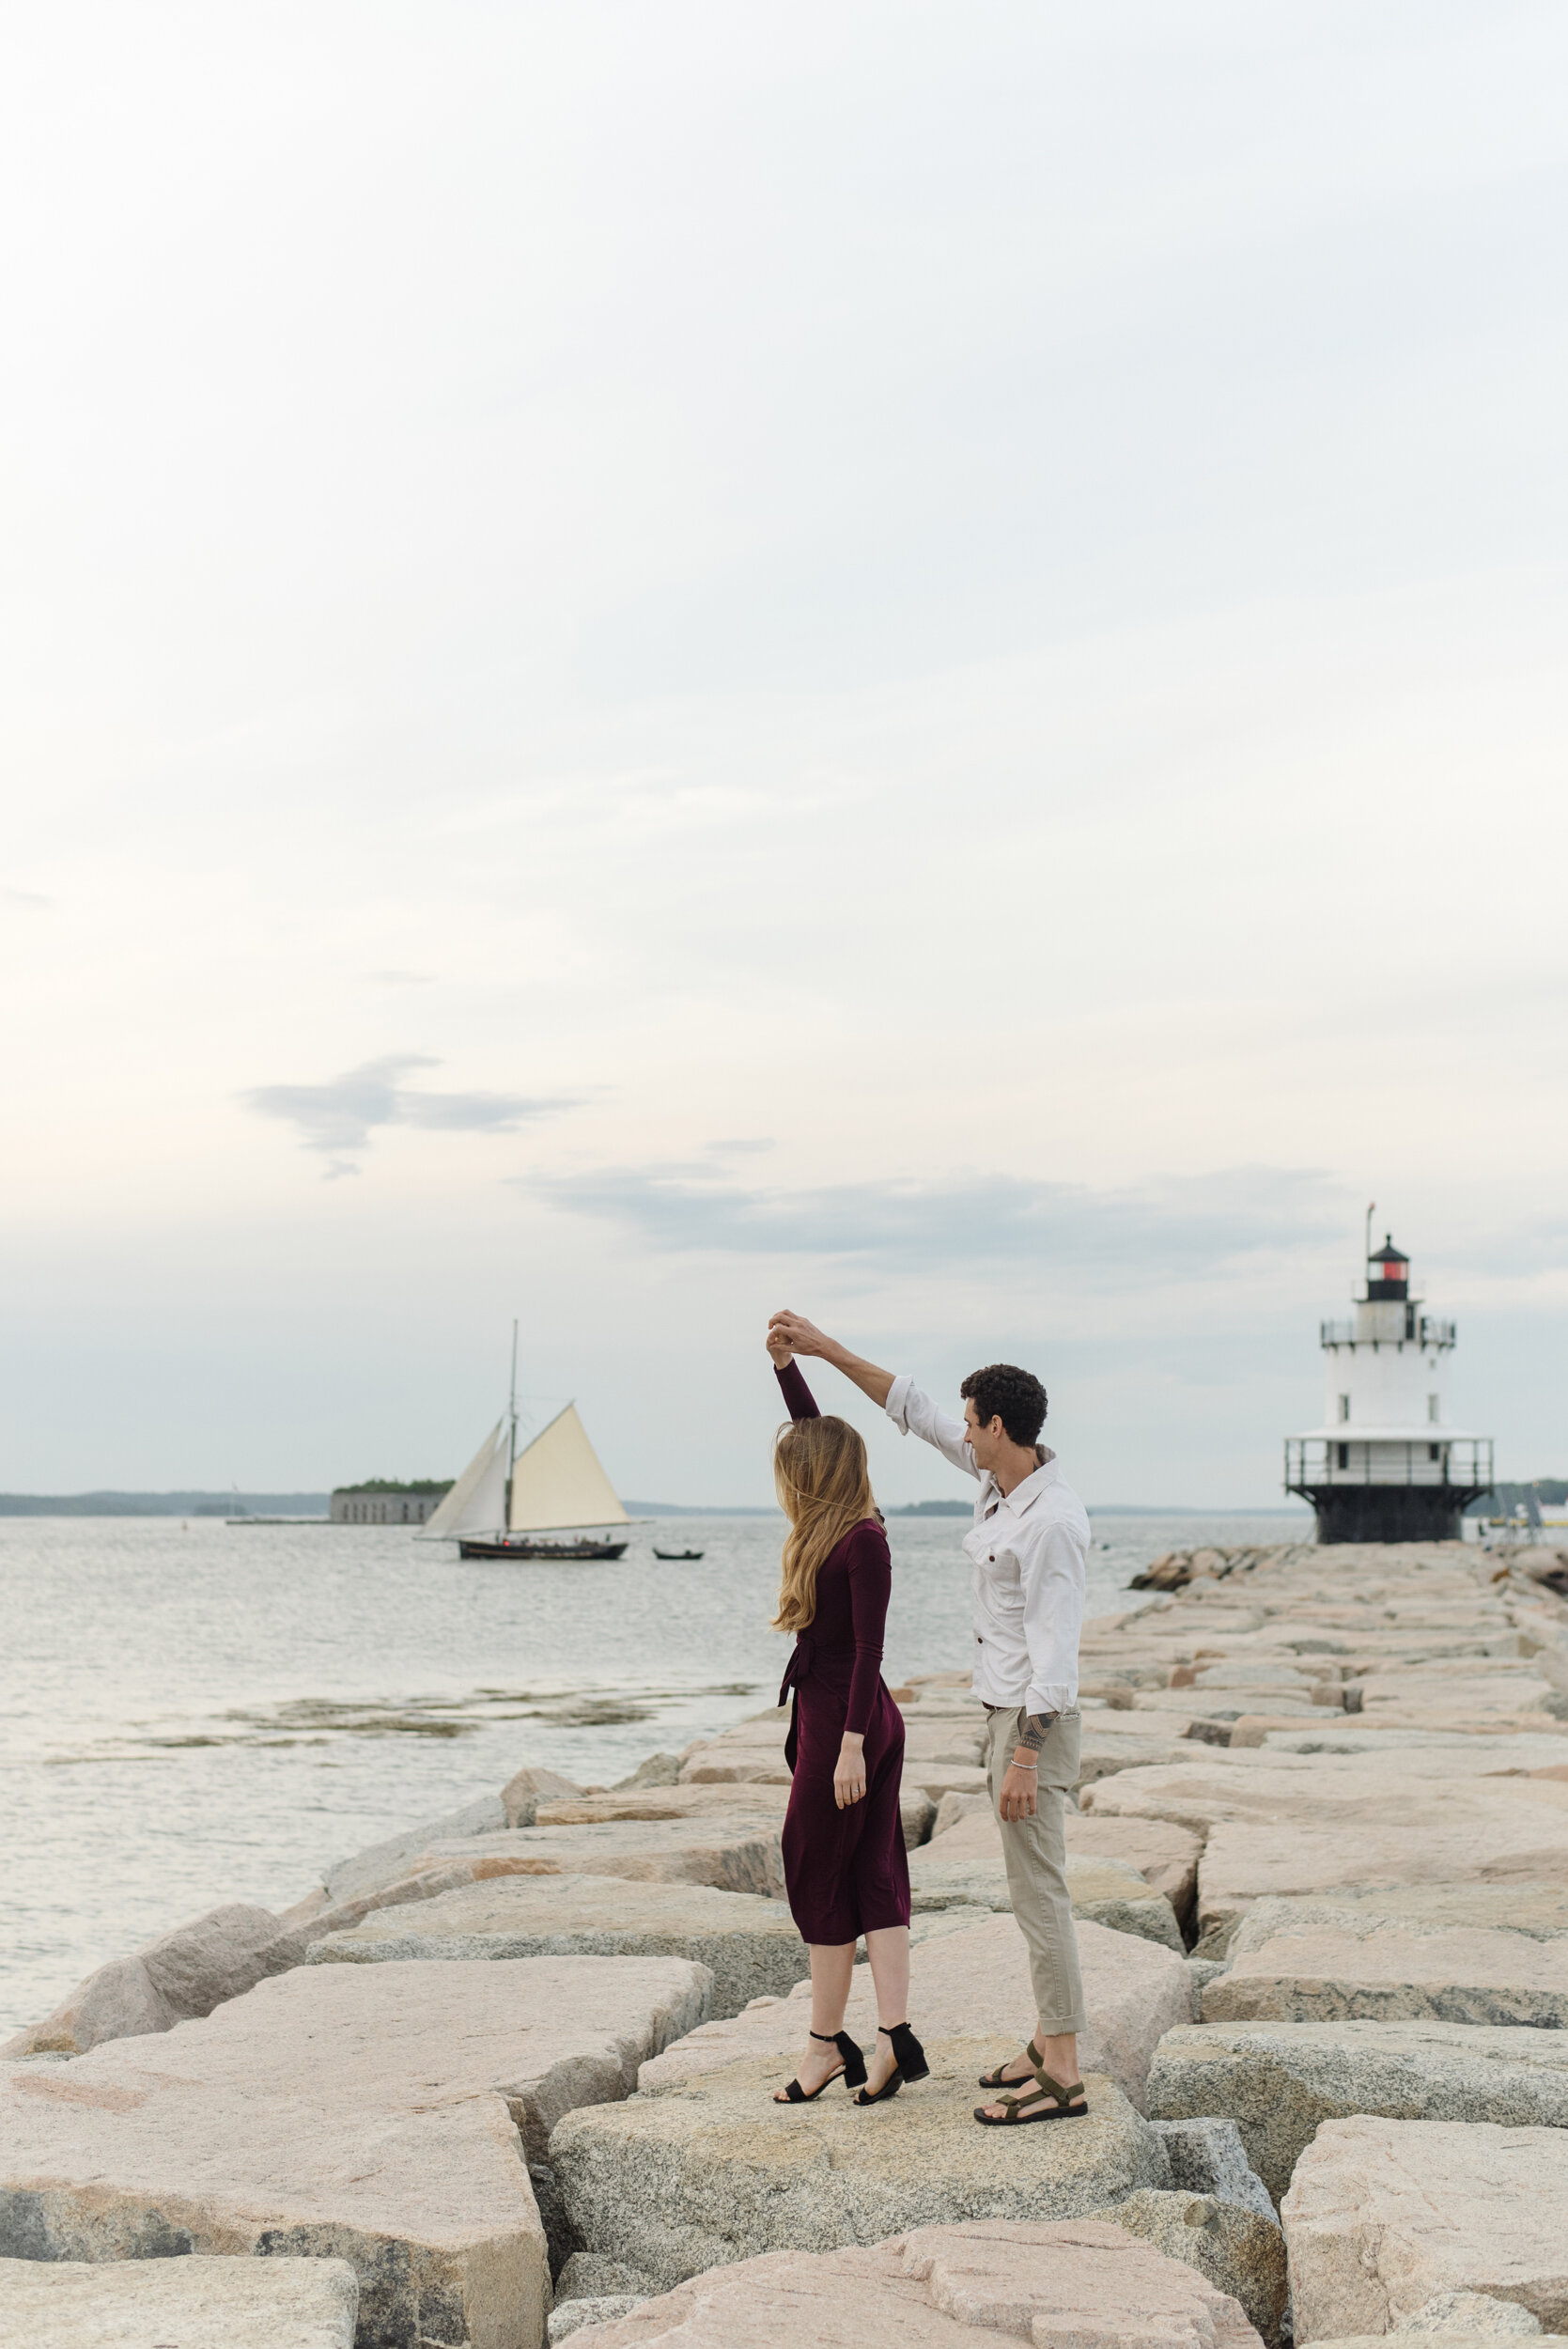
[768,1311,1090,2125]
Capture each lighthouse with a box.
[1284,1230,1494,1543]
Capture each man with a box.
[768,1310,1089,2125]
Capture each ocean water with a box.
[1,1508,1305,2036]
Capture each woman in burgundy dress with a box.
[766,1327,927,2106]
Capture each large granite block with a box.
[530,2219,1264,2348]
[1225,1886,1568,1944]
[1065,1860,1186,1951]
[1132,1691,1324,1720]
[908,1809,1190,1948]
[1317,2288,1544,2344]
[551,2050,1171,2290]
[531,1786,787,1826]
[1281,2117,1568,2341]
[503,1766,587,1826]
[0,1955,707,2349]
[372,1813,787,1900]
[1203,1911,1568,2028]
[1356,1671,1561,1716]
[1193,1799,1568,1942]
[908,1817,1182,1946]
[0,2254,358,2348]
[1090,2187,1286,2346]
[1066,1813,1204,1923]
[1077,1729,1213,1786]
[1082,1754,1568,1842]
[1148,2019,1568,2201]
[2,1905,303,2060]
[1150,2119,1277,2220]
[307,1872,808,2016]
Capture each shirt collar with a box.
[981,1450,1059,1515]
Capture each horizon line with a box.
[0,1486,1318,1518]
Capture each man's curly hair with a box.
[960,1361,1048,1448]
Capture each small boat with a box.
[420,1324,637,1564]
[652,1546,705,1561]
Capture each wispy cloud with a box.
[246,1055,577,1172]
[2,887,53,910]
[520,1162,1344,1284]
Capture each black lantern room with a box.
[1365,1237,1409,1301]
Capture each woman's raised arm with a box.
[772,1356,821,1422]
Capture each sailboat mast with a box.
[505,1318,520,1529]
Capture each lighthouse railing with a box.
[1284,1437,1494,1495]
[1318,1315,1456,1350]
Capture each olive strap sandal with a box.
[973,2060,1088,2126]
[978,2037,1045,2091]
[774,2029,868,2103]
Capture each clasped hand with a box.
[769,1309,831,1361]
[833,1734,867,1809]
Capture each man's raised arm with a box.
[767,1313,894,1407]
[768,1313,976,1479]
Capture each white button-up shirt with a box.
[884,1374,1089,1718]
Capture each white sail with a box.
[419,1418,508,1538]
[508,1403,629,1532]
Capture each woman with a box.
[766,1324,927,2107]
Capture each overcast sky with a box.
[3,2,1565,1506]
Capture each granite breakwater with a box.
[4,1536,1568,2347]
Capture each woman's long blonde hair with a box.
[771,1414,877,1632]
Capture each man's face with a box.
[962,1397,1008,1472]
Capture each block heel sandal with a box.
[855,2022,929,2106]
[774,2029,867,2103]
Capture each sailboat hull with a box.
[458,1535,629,1561]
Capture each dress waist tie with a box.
[777,1632,815,1710]
[778,1634,820,1776]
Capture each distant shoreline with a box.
[1,1490,1316,1520]
[0,1492,330,1518]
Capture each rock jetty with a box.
[3,1533,1565,2347]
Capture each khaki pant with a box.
[984,1705,1087,2035]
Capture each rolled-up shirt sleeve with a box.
[883,1375,979,1479]
[1021,1515,1086,1718]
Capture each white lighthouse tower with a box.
[1284,1227,1494,1543]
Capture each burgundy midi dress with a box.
[774,1360,911,1945]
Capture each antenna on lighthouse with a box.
[1364,1201,1375,1274]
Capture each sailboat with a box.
[419,1327,632,1562]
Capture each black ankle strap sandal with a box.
[774,2028,868,2103]
[854,2021,929,2107]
